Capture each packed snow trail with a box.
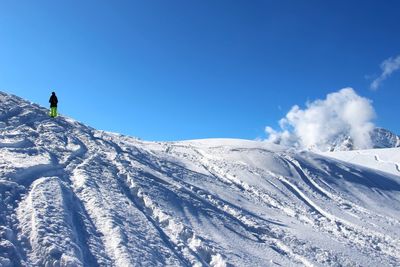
[1,91,400,266]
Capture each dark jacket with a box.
[49,94,58,107]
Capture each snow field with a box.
[1,91,400,266]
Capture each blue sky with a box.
[0,0,399,141]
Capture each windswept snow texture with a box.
[1,91,400,266]
[323,148,400,177]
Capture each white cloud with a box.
[370,54,400,90]
[266,88,376,151]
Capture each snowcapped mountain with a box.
[1,91,400,266]
[371,127,400,148]
[326,128,400,152]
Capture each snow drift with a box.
[0,91,400,266]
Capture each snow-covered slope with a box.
[322,147,400,177]
[1,91,400,266]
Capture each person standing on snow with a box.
[49,92,58,118]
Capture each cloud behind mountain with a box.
[266,88,376,151]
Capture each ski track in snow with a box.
[1,92,400,266]
[196,146,400,264]
[372,154,400,173]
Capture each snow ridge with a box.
[1,91,400,266]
